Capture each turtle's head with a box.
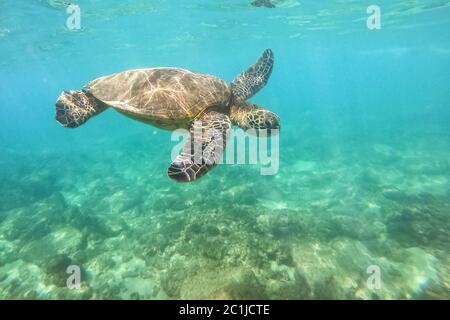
[230,101,280,133]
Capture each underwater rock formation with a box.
[0,133,449,299]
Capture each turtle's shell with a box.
[86,68,231,129]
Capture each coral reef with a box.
[0,127,448,299]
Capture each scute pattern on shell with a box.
[86,68,231,128]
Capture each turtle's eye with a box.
[262,112,280,130]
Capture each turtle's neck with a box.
[229,101,252,127]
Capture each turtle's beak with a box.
[264,112,280,132]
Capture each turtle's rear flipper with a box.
[168,111,231,182]
[231,48,274,101]
[55,90,107,128]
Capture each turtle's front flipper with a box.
[168,111,231,182]
[231,49,274,101]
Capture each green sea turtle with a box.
[55,49,279,182]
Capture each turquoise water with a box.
[0,0,449,299]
